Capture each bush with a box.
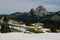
[27,28,44,33]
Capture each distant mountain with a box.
[34,5,48,17]
[50,11,60,21]
[0,5,60,23]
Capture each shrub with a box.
[27,28,44,33]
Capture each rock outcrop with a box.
[34,5,48,17]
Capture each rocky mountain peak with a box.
[34,5,48,17]
[36,5,46,11]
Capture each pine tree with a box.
[1,17,10,33]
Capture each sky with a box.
[0,0,60,14]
